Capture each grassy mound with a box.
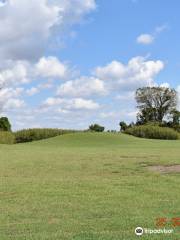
[125,125,179,140]
[14,128,76,143]
[0,133,179,239]
[0,131,15,144]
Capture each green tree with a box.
[89,124,105,132]
[171,109,180,125]
[119,121,128,132]
[136,87,177,124]
[0,117,11,131]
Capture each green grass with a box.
[0,132,180,239]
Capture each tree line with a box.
[89,86,180,132]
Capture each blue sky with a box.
[57,0,180,86]
[0,0,179,130]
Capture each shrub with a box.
[173,125,180,133]
[0,131,15,144]
[14,128,76,143]
[89,124,105,132]
[125,125,179,140]
[0,117,11,131]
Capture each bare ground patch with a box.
[148,165,180,173]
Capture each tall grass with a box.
[0,131,15,144]
[14,128,77,143]
[125,125,179,140]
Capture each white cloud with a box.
[57,76,107,97]
[36,56,68,79]
[0,56,72,109]
[95,56,164,91]
[0,55,166,129]
[160,82,170,88]
[0,0,96,61]
[0,61,29,87]
[0,0,60,61]
[100,110,137,119]
[137,24,168,45]
[51,0,96,28]
[42,97,100,110]
[72,98,99,110]
[137,34,154,45]
[0,87,24,111]
[4,98,25,110]
[26,87,40,96]
[116,91,135,101]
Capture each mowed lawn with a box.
[0,133,180,240]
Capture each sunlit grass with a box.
[0,133,179,239]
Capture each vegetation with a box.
[136,87,177,124]
[0,132,180,239]
[119,121,128,132]
[119,87,180,140]
[125,124,179,140]
[0,117,11,131]
[14,128,77,143]
[165,110,180,132]
[171,109,180,125]
[0,131,15,144]
[89,123,105,132]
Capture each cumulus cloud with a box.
[55,56,164,101]
[0,87,25,111]
[0,56,69,88]
[0,61,29,87]
[0,0,96,61]
[0,56,73,111]
[51,0,96,27]
[42,97,100,110]
[0,54,166,129]
[36,56,68,79]
[0,0,60,61]
[137,25,168,45]
[4,98,25,110]
[57,76,107,97]
[137,34,154,45]
[95,56,164,91]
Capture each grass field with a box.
[0,132,180,239]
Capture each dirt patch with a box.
[148,165,180,173]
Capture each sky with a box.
[0,0,179,130]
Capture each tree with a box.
[0,117,11,131]
[119,121,128,132]
[136,87,177,124]
[171,109,180,125]
[89,124,105,132]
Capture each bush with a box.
[125,125,179,140]
[0,117,11,131]
[14,128,76,143]
[89,124,105,132]
[173,125,180,133]
[0,131,15,144]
